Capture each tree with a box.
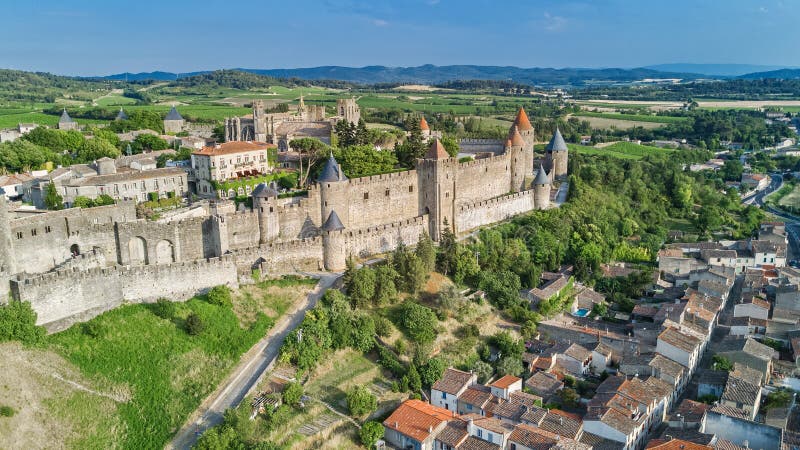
[373,265,399,305]
[186,313,205,335]
[437,222,458,275]
[558,387,580,409]
[712,355,733,371]
[419,358,445,387]
[72,196,94,208]
[406,363,422,393]
[360,421,385,449]
[348,267,376,309]
[350,314,376,352]
[399,302,438,345]
[94,194,115,206]
[290,137,328,187]
[0,301,45,344]
[76,137,120,162]
[132,134,168,153]
[346,385,377,416]
[44,181,63,210]
[355,119,370,145]
[471,360,494,383]
[207,285,232,307]
[440,136,460,157]
[496,356,523,377]
[282,382,304,407]
[415,232,436,273]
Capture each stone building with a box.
[1,108,568,331]
[191,141,275,197]
[336,97,360,124]
[545,127,569,180]
[58,108,79,131]
[115,108,128,121]
[163,106,185,134]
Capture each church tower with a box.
[545,127,569,180]
[0,188,17,278]
[417,139,455,241]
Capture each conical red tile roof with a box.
[420,116,430,131]
[510,127,526,147]
[425,139,449,159]
[513,107,533,131]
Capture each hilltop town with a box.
[1,67,800,450]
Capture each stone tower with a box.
[417,139,455,241]
[58,108,78,131]
[420,116,431,139]
[545,127,569,180]
[508,126,528,193]
[533,164,551,210]
[512,107,535,175]
[322,210,346,271]
[253,99,267,141]
[164,106,185,134]
[337,98,361,125]
[252,183,279,244]
[318,153,350,228]
[0,188,17,277]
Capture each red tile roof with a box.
[383,399,453,443]
[513,107,534,131]
[646,438,712,450]
[510,127,527,147]
[420,116,430,130]
[491,375,521,389]
[425,139,449,159]
[194,141,275,156]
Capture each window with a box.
[385,188,390,197]
[45,226,51,233]
[488,433,493,443]
[364,192,369,200]
[511,445,517,450]
[409,185,413,192]
[31,229,37,237]
[442,392,447,399]
[477,429,483,438]
[16,232,22,239]
[467,404,472,410]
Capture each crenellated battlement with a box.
[343,169,417,186]
[458,189,535,212]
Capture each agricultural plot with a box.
[574,111,689,124]
[777,183,800,209]
[566,142,674,160]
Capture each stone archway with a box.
[155,240,175,265]
[128,236,148,265]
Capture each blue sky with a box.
[1,0,796,76]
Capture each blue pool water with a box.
[573,308,590,317]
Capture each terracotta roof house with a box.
[489,375,523,400]
[431,368,477,412]
[458,385,494,416]
[509,423,591,450]
[525,371,564,403]
[668,399,709,429]
[656,327,702,369]
[715,337,775,383]
[383,399,455,450]
[646,438,712,450]
[492,391,544,423]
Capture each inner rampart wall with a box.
[342,171,420,229]
[455,190,535,234]
[453,156,511,205]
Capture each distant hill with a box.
[98,65,707,87]
[737,68,800,80]
[645,63,793,77]
[96,71,204,81]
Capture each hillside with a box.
[98,65,706,87]
[0,69,122,103]
[738,68,800,80]
[644,63,793,77]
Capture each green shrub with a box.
[151,298,176,319]
[206,286,232,307]
[282,382,304,408]
[347,385,377,416]
[0,405,15,417]
[81,321,106,338]
[148,192,159,202]
[360,421,385,448]
[0,300,45,344]
[186,313,205,335]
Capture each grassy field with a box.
[575,111,689,124]
[563,142,675,160]
[0,278,315,450]
[777,183,800,209]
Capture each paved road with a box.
[167,273,340,450]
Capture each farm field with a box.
[574,111,689,124]
[564,142,675,160]
[577,115,667,130]
[1,278,314,450]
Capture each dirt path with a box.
[167,273,340,450]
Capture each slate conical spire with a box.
[545,127,568,153]
[59,108,74,123]
[165,106,183,121]
[318,152,348,182]
[322,210,345,231]
[533,164,550,185]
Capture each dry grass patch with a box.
[0,342,126,450]
[232,277,316,326]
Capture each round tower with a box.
[420,116,431,139]
[545,127,569,180]
[512,107,535,152]
[321,210,347,271]
[317,153,349,228]
[0,188,16,276]
[508,126,527,192]
[252,183,279,244]
[417,139,455,241]
[532,164,551,210]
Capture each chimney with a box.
[428,425,433,434]
[559,416,564,426]
[467,418,474,435]
[394,421,398,429]
[743,440,749,449]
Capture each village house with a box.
[383,399,454,450]
[191,141,276,197]
[715,337,775,383]
[489,375,523,400]
[524,372,563,404]
[431,368,476,412]
[656,327,702,373]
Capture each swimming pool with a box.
[573,308,590,317]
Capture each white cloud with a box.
[543,12,567,31]
[372,18,389,27]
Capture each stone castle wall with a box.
[342,215,429,259]
[458,138,505,155]
[455,190,536,235]
[11,256,238,331]
[453,155,512,205]
[229,237,324,274]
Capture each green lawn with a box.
[46,296,274,449]
[561,142,674,160]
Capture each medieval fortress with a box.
[0,106,568,331]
